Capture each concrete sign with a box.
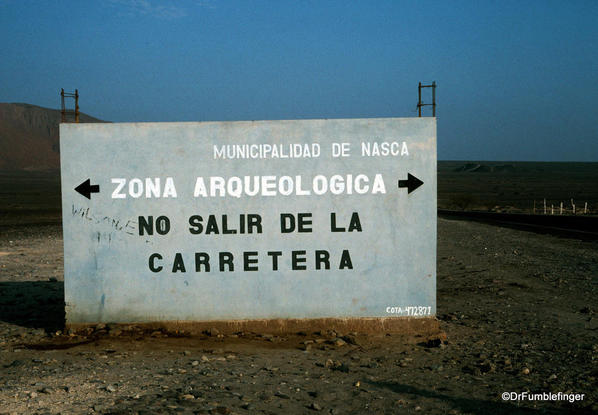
[60,118,436,325]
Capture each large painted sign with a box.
[60,118,436,324]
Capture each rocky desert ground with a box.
[1,217,597,414]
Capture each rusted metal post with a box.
[432,81,436,117]
[418,82,422,117]
[60,88,80,123]
[61,88,66,123]
[75,89,79,123]
[417,82,437,117]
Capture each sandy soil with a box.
[1,219,597,414]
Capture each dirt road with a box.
[1,219,597,414]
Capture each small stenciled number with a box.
[385,306,432,316]
[407,306,432,316]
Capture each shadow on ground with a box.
[0,281,65,333]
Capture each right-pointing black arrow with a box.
[398,173,424,194]
[75,178,100,199]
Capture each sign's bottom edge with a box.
[66,316,440,336]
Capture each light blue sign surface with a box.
[60,118,436,323]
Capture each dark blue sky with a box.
[1,0,597,161]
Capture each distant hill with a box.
[0,103,105,171]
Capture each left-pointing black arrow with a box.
[75,179,100,199]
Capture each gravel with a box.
[0,219,597,414]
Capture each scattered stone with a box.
[105,385,117,393]
[424,331,448,348]
[478,360,496,373]
[333,338,346,347]
[308,402,322,411]
[441,313,458,321]
[354,381,360,387]
[179,394,195,400]
[341,334,358,345]
[521,367,530,375]
[580,306,593,314]
[463,365,482,376]
[324,359,349,373]
[191,360,200,366]
[206,328,220,336]
[201,355,210,362]
[364,360,379,369]
[29,391,38,399]
[275,391,290,399]
[258,392,273,402]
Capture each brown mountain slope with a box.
[0,103,104,171]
